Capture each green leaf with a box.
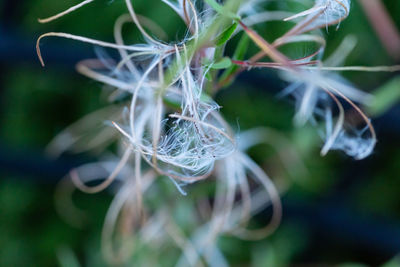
[200,92,213,103]
[367,77,400,116]
[232,33,250,60]
[205,71,213,81]
[218,33,250,87]
[214,22,238,46]
[210,57,232,69]
[163,96,181,110]
[204,0,240,20]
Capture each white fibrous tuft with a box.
[138,100,236,179]
[280,70,376,159]
[285,0,351,32]
[278,28,376,160]
[329,128,376,160]
[316,0,351,28]
[108,48,236,180]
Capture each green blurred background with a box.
[1,0,400,266]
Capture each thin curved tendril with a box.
[320,89,345,155]
[306,65,400,72]
[324,84,377,142]
[71,146,133,193]
[234,152,282,240]
[36,32,158,67]
[38,0,96,23]
[124,0,162,45]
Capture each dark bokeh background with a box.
[1,0,400,266]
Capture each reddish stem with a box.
[358,0,400,60]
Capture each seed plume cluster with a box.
[37,0,399,264]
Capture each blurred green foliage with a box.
[368,77,400,116]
